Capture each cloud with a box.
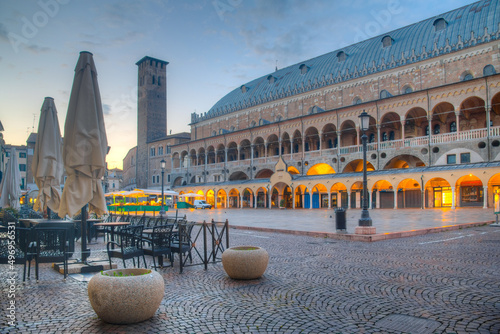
[0,23,9,42]
[25,44,51,54]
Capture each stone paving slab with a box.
[1,225,499,333]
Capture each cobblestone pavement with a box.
[1,224,500,333]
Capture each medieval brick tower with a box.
[135,56,168,188]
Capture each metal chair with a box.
[0,226,31,281]
[143,224,175,270]
[107,225,146,268]
[170,222,195,263]
[29,228,69,281]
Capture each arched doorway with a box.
[372,180,394,209]
[397,179,422,208]
[457,174,483,207]
[425,178,452,208]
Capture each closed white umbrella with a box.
[59,51,108,262]
[0,148,22,210]
[59,51,108,217]
[32,97,63,215]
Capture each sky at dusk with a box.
[0,0,475,169]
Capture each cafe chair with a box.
[170,222,195,264]
[142,224,175,270]
[107,225,146,268]
[0,226,31,281]
[29,228,69,282]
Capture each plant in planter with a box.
[222,246,269,280]
[88,268,164,324]
[279,199,286,209]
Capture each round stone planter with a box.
[88,268,164,324]
[222,246,269,280]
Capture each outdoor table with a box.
[84,218,105,244]
[93,222,130,249]
[19,219,76,256]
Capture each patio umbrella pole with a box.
[81,204,89,263]
[47,207,51,220]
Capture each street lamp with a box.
[160,159,166,216]
[357,110,374,232]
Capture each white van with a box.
[194,200,212,209]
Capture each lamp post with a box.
[160,159,166,216]
[356,110,375,234]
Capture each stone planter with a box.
[222,246,269,280]
[88,268,164,324]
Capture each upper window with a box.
[447,154,456,164]
[433,18,447,32]
[483,65,496,76]
[19,152,26,158]
[158,146,163,155]
[299,64,309,74]
[460,152,471,164]
[150,147,156,157]
[381,35,393,48]
[337,51,347,62]
[353,97,362,105]
[403,85,413,94]
[461,71,473,81]
[380,90,392,99]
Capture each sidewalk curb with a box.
[230,221,495,242]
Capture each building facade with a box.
[129,0,500,210]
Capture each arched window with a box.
[211,130,217,136]
[433,18,447,32]
[389,131,395,141]
[380,90,392,99]
[450,121,457,133]
[382,35,393,48]
[433,124,440,134]
[305,142,309,152]
[334,138,338,148]
[337,51,347,62]
[403,85,413,94]
[483,65,496,76]
[328,139,333,148]
[369,133,375,143]
[250,121,256,127]
[240,85,248,93]
[461,71,473,81]
[382,132,388,142]
[353,97,362,105]
[299,64,309,74]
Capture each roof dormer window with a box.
[337,51,347,62]
[240,85,248,93]
[267,75,276,84]
[299,64,309,74]
[382,35,393,48]
[433,18,447,32]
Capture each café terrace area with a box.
[1,206,499,333]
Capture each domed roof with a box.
[191,0,499,124]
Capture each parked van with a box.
[194,200,212,209]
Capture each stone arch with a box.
[227,141,238,162]
[255,169,273,179]
[379,112,401,141]
[239,139,251,160]
[340,120,357,146]
[306,163,336,175]
[304,126,320,151]
[253,137,265,158]
[267,134,279,157]
[322,123,337,149]
[384,154,426,169]
[281,131,292,155]
[343,159,375,172]
[229,171,249,181]
[459,96,486,130]
[405,107,428,138]
[431,102,455,135]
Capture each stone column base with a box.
[355,226,377,235]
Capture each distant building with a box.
[105,168,123,193]
[127,0,500,210]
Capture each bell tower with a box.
[135,56,168,188]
